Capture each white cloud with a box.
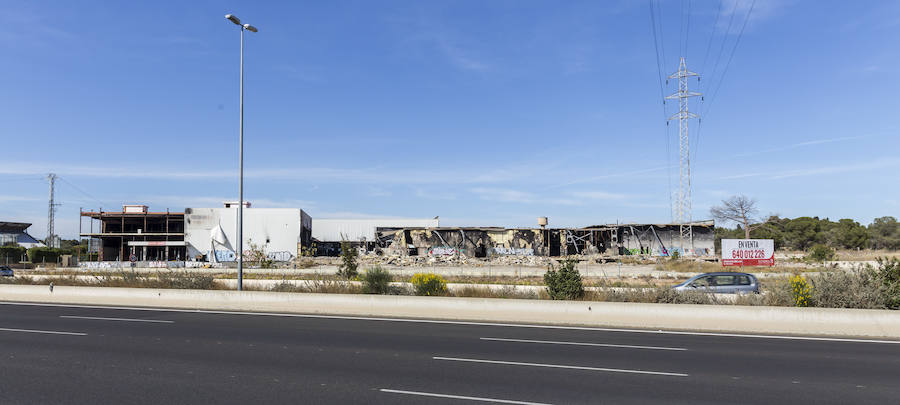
[715,158,900,180]
[720,0,789,29]
[469,187,583,206]
[414,188,457,200]
[366,187,392,198]
[0,195,42,203]
[115,195,318,210]
[313,211,422,219]
[772,158,900,180]
[568,191,629,200]
[437,38,490,72]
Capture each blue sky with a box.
[1,0,898,239]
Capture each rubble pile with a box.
[357,253,558,267]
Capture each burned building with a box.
[374,221,714,258]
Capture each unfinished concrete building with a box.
[80,205,186,261]
[373,221,714,258]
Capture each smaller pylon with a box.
[46,173,60,248]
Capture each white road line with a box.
[60,315,173,323]
[0,327,86,336]
[380,389,551,405]
[480,337,686,351]
[3,301,899,345]
[433,356,688,377]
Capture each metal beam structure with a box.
[665,57,701,255]
[46,173,59,248]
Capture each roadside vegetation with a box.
[410,273,447,296]
[654,258,822,274]
[336,240,359,279]
[0,270,221,290]
[544,259,585,300]
[361,266,392,294]
[5,258,900,311]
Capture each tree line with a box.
[715,215,899,251]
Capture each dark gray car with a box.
[673,272,758,294]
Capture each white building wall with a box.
[312,218,439,242]
[184,208,301,262]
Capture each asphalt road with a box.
[1,302,899,404]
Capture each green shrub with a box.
[245,241,274,269]
[0,245,26,263]
[760,279,799,307]
[362,266,392,294]
[337,240,358,279]
[876,257,900,309]
[154,271,217,289]
[27,247,69,263]
[806,244,835,262]
[543,259,585,300]
[809,269,885,309]
[410,273,447,296]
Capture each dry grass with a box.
[257,277,364,294]
[450,285,539,300]
[441,275,544,285]
[0,271,224,290]
[654,259,825,274]
[834,250,900,261]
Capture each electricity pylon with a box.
[666,57,701,256]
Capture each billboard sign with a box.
[721,239,774,266]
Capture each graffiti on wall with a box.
[266,251,295,262]
[80,261,117,269]
[207,249,295,262]
[80,261,186,269]
[208,250,237,262]
[491,247,534,256]
[428,246,462,256]
[657,247,711,257]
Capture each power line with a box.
[655,0,667,69]
[649,0,667,106]
[692,0,723,172]
[699,0,723,77]
[679,0,685,58]
[702,0,739,97]
[684,0,693,57]
[694,0,756,166]
[0,176,44,183]
[702,0,756,119]
[649,0,674,221]
[58,176,106,207]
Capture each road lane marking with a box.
[380,389,551,405]
[433,356,688,377]
[480,337,687,351]
[60,315,173,323]
[4,301,900,345]
[0,327,86,336]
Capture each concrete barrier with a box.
[1,284,898,339]
[8,275,739,301]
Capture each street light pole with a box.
[225,14,258,291]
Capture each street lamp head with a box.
[225,14,242,26]
[243,24,258,33]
